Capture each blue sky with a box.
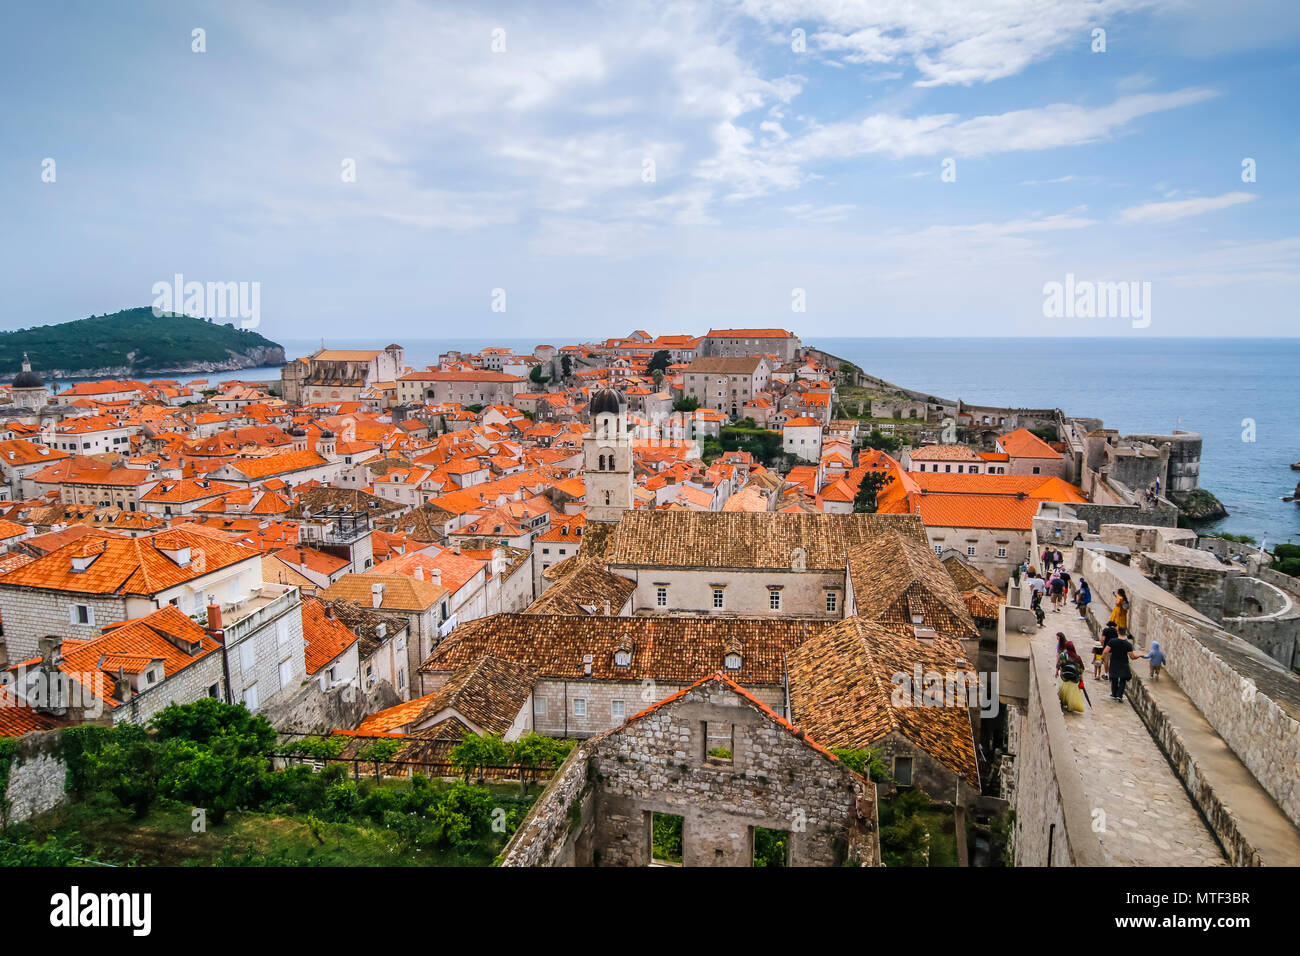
[2,0,1298,340]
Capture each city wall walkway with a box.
[1032,603,1226,866]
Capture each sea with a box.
[114,336,1300,547]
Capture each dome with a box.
[12,352,42,388]
[589,387,623,417]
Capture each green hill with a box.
[0,308,286,377]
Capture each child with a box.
[1075,578,1092,621]
[1144,640,1166,681]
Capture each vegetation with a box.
[647,350,672,375]
[853,469,895,514]
[449,733,573,785]
[1272,543,1300,578]
[752,826,788,867]
[3,700,542,866]
[862,428,902,454]
[1217,532,1258,545]
[878,789,958,867]
[704,424,784,467]
[829,747,893,783]
[560,354,572,380]
[651,813,683,864]
[0,308,283,374]
[529,364,550,385]
[1029,425,1058,443]
[672,396,700,413]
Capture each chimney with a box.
[603,600,611,616]
[206,602,225,642]
[430,568,442,586]
[375,622,387,640]
[324,603,334,619]
[111,667,131,703]
[38,634,63,667]
[371,582,385,608]
[413,565,424,581]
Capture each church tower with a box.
[11,353,48,410]
[584,387,633,522]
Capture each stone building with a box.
[681,355,771,419]
[395,369,526,407]
[419,613,827,738]
[598,510,929,618]
[499,673,878,867]
[700,328,801,362]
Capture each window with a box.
[933,544,943,556]
[713,588,724,609]
[573,698,587,717]
[611,700,625,721]
[542,548,550,555]
[753,827,789,867]
[69,604,94,626]
[656,586,668,607]
[614,650,631,667]
[768,590,781,611]
[825,591,838,613]
[243,682,260,711]
[535,698,547,716]
[1032,466,1041,475]
[276,617,290,651]
[997,546,1008,558]
[893,756,914,787]
[723,653,742,671]
[279,659,293,689]
[703,721,734,763]
[207,683,220,699]
[967,546,977,557]
[651,812,684,866]
[239,642,255,671]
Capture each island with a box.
[0,308,286,379]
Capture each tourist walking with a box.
[1097,621,1118,680]
[1108,630,1139,701]
[1049,570,1066,611]
[1109,588,1130,632]
[1055,635,1086,714]
[1145,641,1166,681]
[1075,578,1092,620]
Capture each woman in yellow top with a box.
[1109,588,1129,631]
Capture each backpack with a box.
[1060,657,1081,682]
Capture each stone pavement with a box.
[1034,600,1227,866]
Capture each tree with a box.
[854,469,894,514]
[159,739,267,825]
[863,429,901,453]
[150,697,275,756]
[647,350,671,375]
[529,364,550,385]
[449,733,511,782]
[561,354,572,380]
[673,396,700,413]
[86,724,161,818]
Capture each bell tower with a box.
[584,387,632,522]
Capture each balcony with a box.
[221,583,301,644]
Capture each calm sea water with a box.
[160,336,1300,546]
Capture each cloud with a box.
[1119,191,1258,223]
[780,88,1216,165]
[738,0,1167,86]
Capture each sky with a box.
[2,0,1298,341]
